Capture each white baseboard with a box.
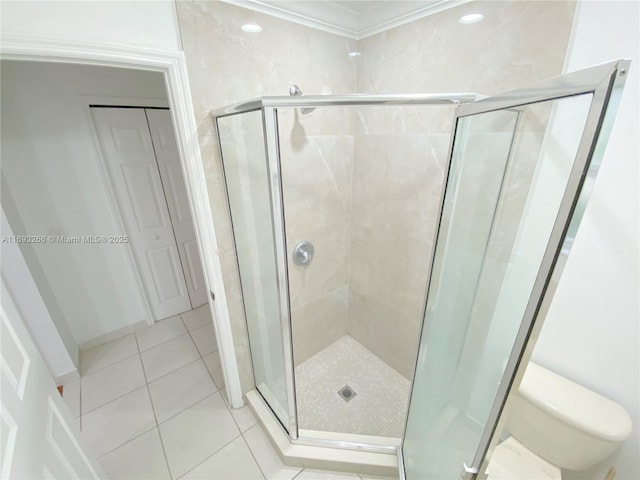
[78,319,149,351]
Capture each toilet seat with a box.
[487,437,562,480]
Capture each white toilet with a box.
[487,362,633,479]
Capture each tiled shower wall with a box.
[278,108,356,366]
[176,1,357,393]
[177,0,577,392]
[348,1,576,379]
[348,107,453,378]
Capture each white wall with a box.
[1,61,168,345]
[0,0,181,51]
[1,207,78,382]
[531,2,640,480]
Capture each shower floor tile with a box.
[295,335,410,438]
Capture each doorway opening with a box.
[0,60,226,476]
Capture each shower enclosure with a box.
[212,60,628,479]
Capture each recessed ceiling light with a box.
[459,13,484,24]
[241,23,263,33]
[348,51,361,57]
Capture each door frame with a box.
[0,36,244,409]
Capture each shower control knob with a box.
[293,241,314,266]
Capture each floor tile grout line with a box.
[173,430,244,480]
[134,333,174,480]
[81,357,212,418]
[144,356,206,385]
[95,424,158,460]
[291,468,306,480]
[80,317,211,381]
[137,324,190,353]
[176,313,262,479]
[99,387,226,480]
[138,314,215,353]
[182,315,256,443]
[81,311,211,379]
[80,307,221,478]
[81,313,207,377]
[181,315,221,391]
[238,432,268,480]
[179,312,212,335]
[178,305,210,330]
[141,338,208,383]
[81,349,140,377]
[146,356,216,389]
[80,360,148,416]
[228,405,257,436]
[80,345,217,421]
[154,389,220,426]
[82,350,142,379]
[140,330,192,355]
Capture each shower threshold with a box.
[246,390,399,476]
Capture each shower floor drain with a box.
[337,385,357,402]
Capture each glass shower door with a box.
[216,110,293,433]
[402,60,629,479]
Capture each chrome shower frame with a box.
[211,92,480,453]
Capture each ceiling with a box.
[221,0,472,39]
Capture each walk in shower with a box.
[212,60,628,478]
[215,93,479,444]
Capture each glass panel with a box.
[403,94,593,479]
[217,111,291,431]
[276,104,455,442]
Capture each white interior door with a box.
[92,107,191,320]
[1,278,104,479]
[146,109,207,308]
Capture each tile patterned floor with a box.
[62,305,394,480]
[295,336,411,438]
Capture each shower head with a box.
[289,84,315,115]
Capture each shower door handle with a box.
[293,241,314,266]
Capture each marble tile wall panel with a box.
[177,0,357,394]
[291,286,349,366]
[356,1,575,96]
[278,108,355,364]
[349,1,575,379]
[347,129,451,379]
[347,288,422,381]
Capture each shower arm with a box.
[289,84,315,115]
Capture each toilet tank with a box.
[507,362,632,471]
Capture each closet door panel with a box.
[92,107,191,320]
[146,108,207,308]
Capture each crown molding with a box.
[219,0,473,40]
[220,0,360,38]
[358,0,472,39]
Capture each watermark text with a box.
[2,235,130,245]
